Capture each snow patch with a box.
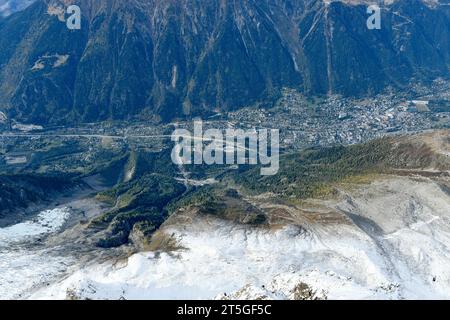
[0,208,71,244]
[0,208,73,299]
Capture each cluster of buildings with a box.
[226,82,449,150]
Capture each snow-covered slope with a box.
[31,174,450,300]
[0,208,73,299]
[0,0,35,16]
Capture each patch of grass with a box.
[146,231,185,252]
[95,192,116,206]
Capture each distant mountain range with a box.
[0,0,448,125]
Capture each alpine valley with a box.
[0,0,449,300]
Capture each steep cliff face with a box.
[0,174,75,219]
[0,0,448,124]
